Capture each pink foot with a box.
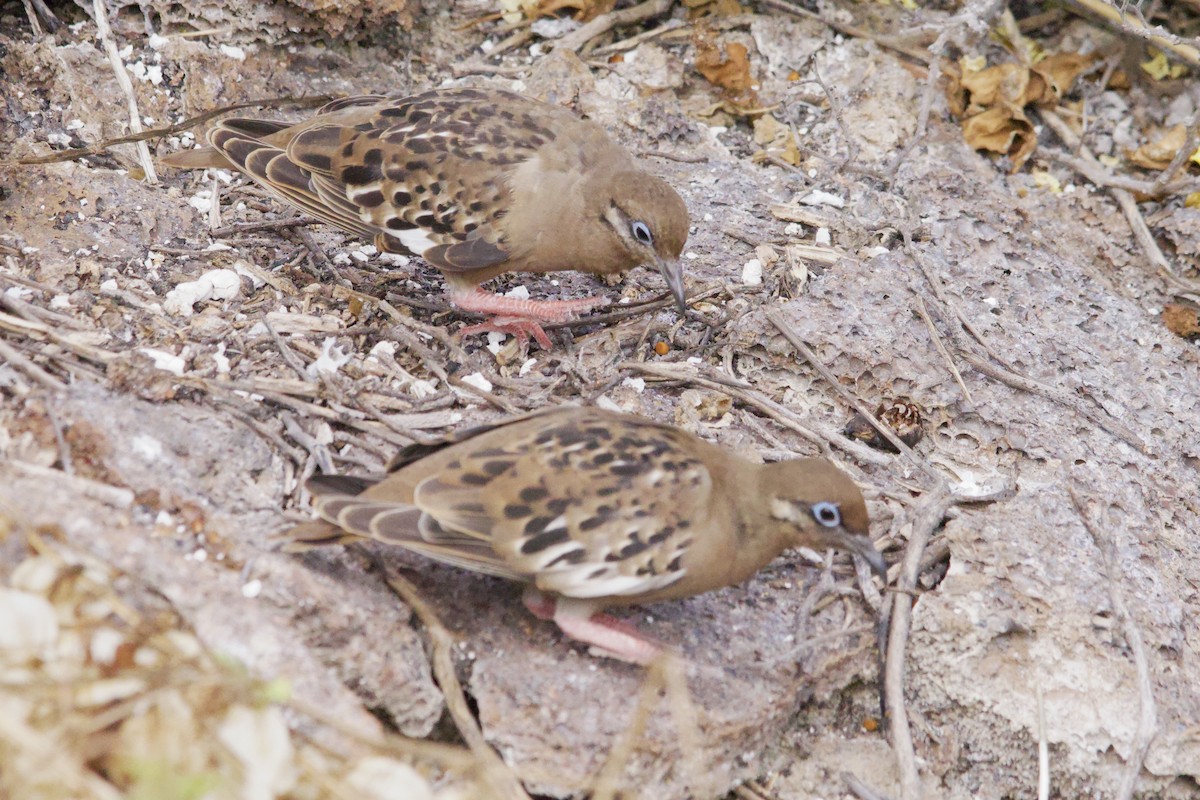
[449,288,610,349]
[522,587,662,665]
[458,316,554,349]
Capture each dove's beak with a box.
[657,257,687,313]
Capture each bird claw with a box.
[523,587,663,665]
[457,317,554,349]
[450,288,611,349]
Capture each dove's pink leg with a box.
[522,587,662,665]
[450,288,610,349]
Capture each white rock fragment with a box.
[622,377,646,393]
[344,757,433,800]
[131,433,164,460]
[186,190,214,213]
[486,331,507,354]
[410,379,438,399]
[377,252,410,267]
[814,227,831,245]
[139,348,186,375]
[219,44,246,61]
[307,337,352,377]
[90,627,125,665]
[0,589,58,663]
[212,343,230,374]
[459,372,493,392]
[530,16,580,38]
[799,190,845,208]
[595,395,623,413]
[369,341,398,359]
[741,258,763,286]
[241,579,263,599]
[519,358,538,376]
[217,705,296,800]
[163,269,241,316]
[147,33,169,50]
[504,284,531,300]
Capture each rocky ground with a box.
[1,0,1199,798]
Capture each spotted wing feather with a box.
[410,414,712,599]
[208,126,376,239]
[278,87,562,273]
[300,482,523,580]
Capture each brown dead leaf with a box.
[751,114,800,165]
[1127,124,1188,170]
[1032,53,1093,104]
[536,0,615,20]
[1163,302,1200,339]
[946,51,1093,171]
[960,63,1038,107]
[693,25,758,112]
[683,0,746,16]
[961,105,1037,170]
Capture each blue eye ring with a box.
[811,502,841,528]
[631,221,653,244]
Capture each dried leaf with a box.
[1031,53,1093,104]
[1140,49,1187,81]
[1127,124,1187,170]
[1163,302,1200,339]
[683,0,746,16]
[751,114,800,165]
[693,25,758,112]
[960,64,1039,108]
[948,50,1091,171]
[961,106,1037,170]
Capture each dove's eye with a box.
[811,502,841,528]
[631,221,653,244]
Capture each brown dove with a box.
[284,407,883,664]
[161,87,689,348]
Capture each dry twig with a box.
[620,360,894,465]
[1068,485,1158,800]
[378,563,533,800]
[555,0,673,53]
[912,297,973,405]
[92,0,157,183]
[884,483,952,800]
[765,311,941,483]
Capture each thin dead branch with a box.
[555,0,673,53]
[765,311,942,483]
[92,0,156,183]
[620,360,894,466]
[912,297,973,405]
[1068,485,1158,800]
[4,96,330,167]
[378,563,533,800]
[884,482,952,800]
